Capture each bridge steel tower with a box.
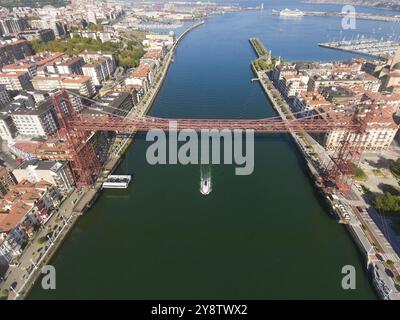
[323,106,372,192]
[49,90,101,187]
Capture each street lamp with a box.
[30,259,39,270]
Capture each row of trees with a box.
[29,36,145,69]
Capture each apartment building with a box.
[0,166,16,198]
[0,17,28,36]
[125,64,152,92]
[0,40,32,68]
[0,180,62,260]
[45,56,85,75]
[308,73,381,93]
[17,28,55,43]
[279,74,309,99]
[293,91,333,117]
[79,51,117,75]
[61,76,96,97]
[0,84,9,105]
[2,63,37,78]
[0,71,32,91]
[83,92,133,117]
[317,105,398,151]
[32,75,96,97]
[11,98,59,138]
[82,58,111,86]
[13,159,75,196]
[29,19,66,39]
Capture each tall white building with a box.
[13,160,75,196]
[0,71,31,91]
[11,98,59,138]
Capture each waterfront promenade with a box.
[249,38,400,299]
[0,21,205,300]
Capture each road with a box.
[0,189,85,299]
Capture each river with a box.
[28,0,400,299]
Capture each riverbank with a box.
[249,37,400,300]
[1,21,205,301]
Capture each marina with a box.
[319,38,400,59]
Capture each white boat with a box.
[279,8,304,17]
[102,175,132,189]
[200,177,212,195]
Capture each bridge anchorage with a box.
[34,90,369,191]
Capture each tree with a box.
[87,23,104,32]
[28,37,145,69]
[390,158,400,178]
[0,289,9,298]
[374,192,400,212]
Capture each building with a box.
[32,75,62,92]
[0,40,32,68]
[143,33,174,50]
[17,28,55,43]
[2,63,37,78]
[13,159,75,196]
[308,72,381,93]
[83,92,133,117]
[0,17,28,36]
[140,49,164,70]
[0,180,62,260]
[0,84,9,105]
[125,64,152,92]
[320,86,361,106]
[82,58,112,86]
[29,19,66,39]
[272,63,297,86]
[45,56,85,76]
[32,75,96,97]
[293,91,333,117]
[316,105,398,151]
[0,166,16,197]
[79,51,117,75]
[11,98,59,138]
[0,71,32,91]
[279,74,309,99]
[61,76,96,97]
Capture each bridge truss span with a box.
[68,114,359,134]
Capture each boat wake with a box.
[200,164,212,195]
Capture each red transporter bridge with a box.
[35,90,369,191]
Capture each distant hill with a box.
[305,0,400,12]
[0,0,69,8]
